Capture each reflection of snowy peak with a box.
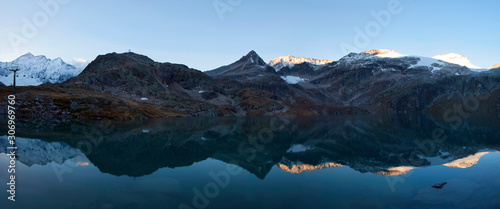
[432,53,482,70]
[0,53,83,86]
[278,161,343,174]
[0,136,85,166]
[269,55,334,71]
[443,152,490,168]
[374,166,416,176]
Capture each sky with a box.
[1,0,499,71]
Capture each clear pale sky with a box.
[1,0,499,70]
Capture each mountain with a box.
[492,63,500,69]
[310,51,500,114]
[0,53,83,86]
[205,51,303,115]
[65,52,231,117]
[273,49,483,84]
[205,50,273,78]
[362,49,487,72]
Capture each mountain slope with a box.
[0,53,83,86]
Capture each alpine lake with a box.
[1,114,499,209]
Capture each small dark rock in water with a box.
[432,182,447,189]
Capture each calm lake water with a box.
[1,115,499,209]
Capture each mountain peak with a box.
[492,63,500,69]
[269,55,334,71]
[362,49,404,58]
[240,50,266,66]
[432,53,481,69]
[247,50,258,56]
[22,52,34,57]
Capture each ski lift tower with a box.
[10,66,20,94]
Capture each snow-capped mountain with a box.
[358,49,486,73]
[269,55,334,71]
[0,53,84,86]
[271,49,486,78]
[492,63,500,69]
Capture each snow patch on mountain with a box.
[0,53,84,86]
[269,55,334,71]
[281,75,307,84]
[412,56,444,72]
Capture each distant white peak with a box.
[432,53,481,69]
[491,63,500,69]
[269,55,334,71]
[0,52,83,86]
[362,49,405,58]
